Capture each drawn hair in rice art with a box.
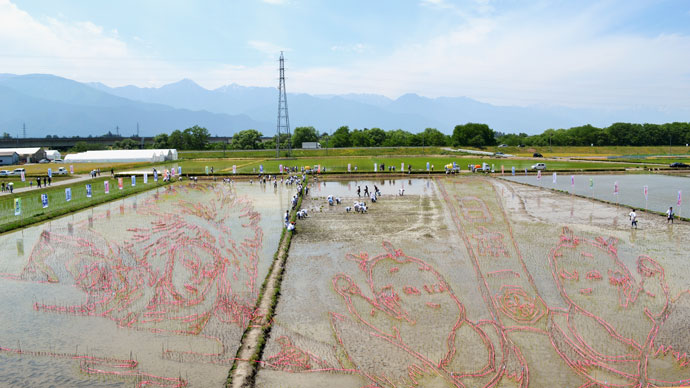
[20,184,264,366]
[548,227,690,387]
[265,241,528,388]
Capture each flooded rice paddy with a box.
[1,175,689,387]
[256,176,690,387]
[504,173,690,216]
[0,182,289,387]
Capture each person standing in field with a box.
[667,207,674,224]
[357,186,361,197]
[629,209,638,229]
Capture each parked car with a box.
[533,152,543,157]
[531,163,547,170]
[669,162,689,168]
[52,158,64,163]
[38,159,50,163]
[0,170,10,176]
[56,167,69,175]
[11,168,26,175]
[498,144,508,148]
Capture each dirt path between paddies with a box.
[227,183,303,388]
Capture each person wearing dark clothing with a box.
[364,186,369,197]
[357,186,361,197]
[43,177,47,187]
[37,177,42,188]
[48,176,52,186]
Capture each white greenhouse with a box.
[64,149,178,163]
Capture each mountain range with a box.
[1,73,687,137]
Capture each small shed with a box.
[0,151,19,166]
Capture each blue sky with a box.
[1,0,690,108]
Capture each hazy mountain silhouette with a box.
[0,74,270,137]
[2,73,687,137]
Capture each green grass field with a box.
[0,176,170,233]
[147,156,644,175]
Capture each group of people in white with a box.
[628,206,676,229]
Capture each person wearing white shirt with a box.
[628,209,637,229]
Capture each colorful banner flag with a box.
[401,162,405,171]
[47,168,52,178]
[65,187,72,202]
[171,168,175,177]
[258,165,263,173]
[178,166,182,175]
[512,166,516,176]
[552,172,557,184]
[279,164,283,173]
[678,190,682,206]
[614,181,619,195]
[86,184,92,198]
[131,175,136,186]
[426,162,430,171]
[41,193,48,208]
[118,178,123,190]
[14,198,21,216]
[524,168,527,176]
[571,175,575,187]
[501,165,505,175]
[589,178,594,188]
[644,185,648,200]
[69,165,74,174]
[143,173,148,184]
[537,170,542,180]
[374,163,377,172]
[104,181,110,194]
[20,171,25,182]
[348,163,351,172]
[154,170,158,182]
[232,165,237,174]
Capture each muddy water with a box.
[256,176,690,387]
[0,182,290,387]
[504,174,690,216]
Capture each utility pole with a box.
[116,125,120,137]
[136,122,140,137]
[22,123,26,138]
[275,51,291,158]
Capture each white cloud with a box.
[248,40,287,56]
[330,43,367,53]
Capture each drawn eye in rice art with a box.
[321,242,527,388]
[548,227,690,387]
[21,184,264,365]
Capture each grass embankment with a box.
[226,178,306,388]
[0,176,170,234]
[157,157,644,175]
[180,147,448,159]
[490,145,690,158]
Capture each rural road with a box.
[0,174,95,196]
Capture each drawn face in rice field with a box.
[22,184,263,343]
[330,242,520,387]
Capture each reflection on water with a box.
[0,181,288,387]
[505,174,690,215]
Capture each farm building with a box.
[64,149,178,163]
[0,151,19,166]
[45,150,62,160]
[0,147,46,163]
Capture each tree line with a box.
[68,121,690,152]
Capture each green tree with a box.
[383,129,414,147]
[168,130,186,150]
[182,125,210,150]
[292,126,319,148]
[417,128,449,146]
[152,133,170,149]
[330,126,352,148]
[350,129,371,147]
[231,129,263,150]
[365,127,386,146]
[114,138,139,149]
[452,123,497,148]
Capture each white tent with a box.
[45,150,61,160]
[64,149,178,163]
